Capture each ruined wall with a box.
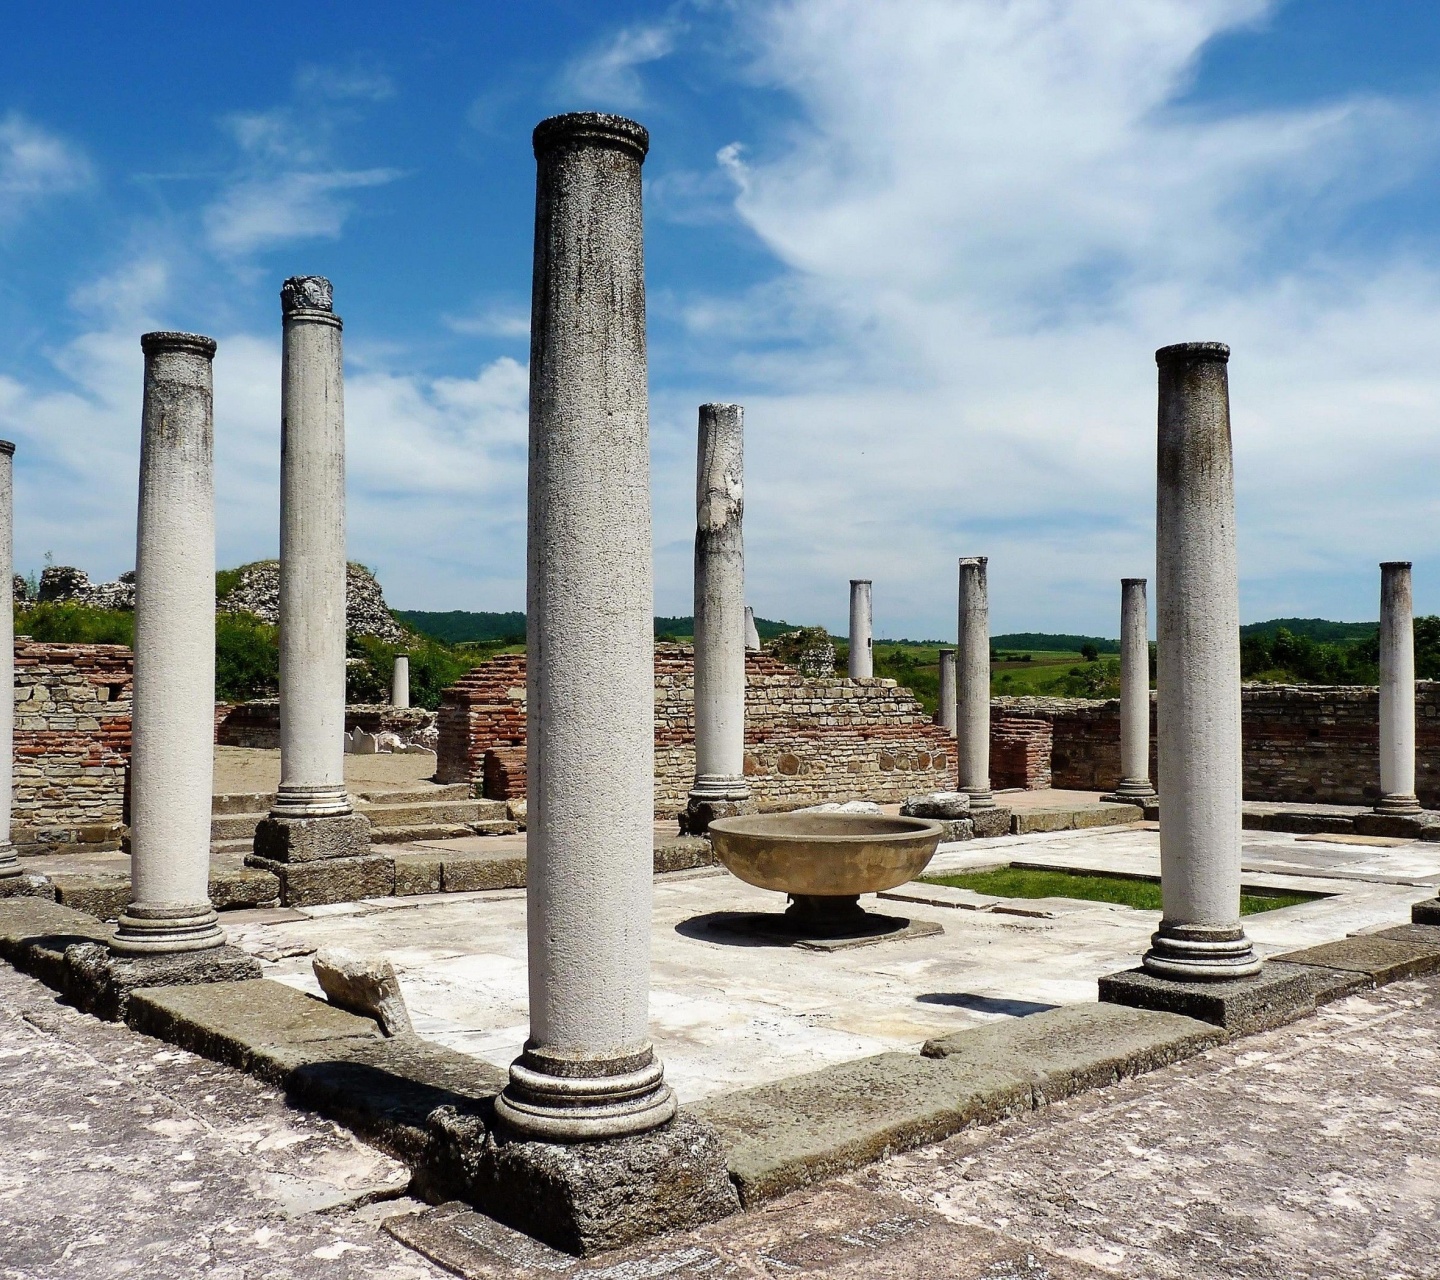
[437,646,954,814]
[993,684,1440,807]
[991,715,1053,790]
[215,701,435,749]
[13,639,133,854]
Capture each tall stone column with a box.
[1144,342,1258,981]
[495,112,676,1143]
[252,278,370,870]
[936,649,957,735]
[1377,561,1420,814]
[114,334,226,954]
[391,655,410,710]
[957,557,993,808]
[849,579,873,678]
[0,442,15,878]
[1113,578,1156,802]
[685,403,752,834]
[744,606,761,651]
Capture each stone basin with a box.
[708,813,944,937]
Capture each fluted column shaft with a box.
[495,112,675,1143]
[957,557,993,807]
[1146,341,1258,981]
[1377,561,1420,813]
[114,333,224,954]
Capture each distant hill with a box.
[991,632,1120,654]
[396,610,799,645]
[1240,617,1377,644]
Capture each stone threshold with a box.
[1242,801,1440,840]
[3,894,1438,1257]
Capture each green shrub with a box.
[346,633,479,710]
[15,602,134,645]
[215,612,280,701]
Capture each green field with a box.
[921,866,1317,915]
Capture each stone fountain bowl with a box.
[707,812,945,898]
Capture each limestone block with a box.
[252,813,372,864]
[63,941,261,1022]
[245,852,395,907]
[313,945,413,1036]
[901,791,971,819]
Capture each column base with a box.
[270,784,354,820]
[111,902,226,955]
[681,783,755,835]
[0,841,17,878]
[420,1107,738,1256]
[1141,922,1261,981]
[1099,960,1316,1036]
[1111,778,1157,803]
[1374,792,1423,815]
[65,938,260,1021]
[494,1046,677,1143]
[252,812,372,864]
[963,787,996,810]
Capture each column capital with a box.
[141,331,217,359]
[533,112,649,161]
[1156,340,1229,366]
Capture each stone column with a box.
[495,112,676,1142]
[957,557,994,807]
[744,606,761,652]
[936,649,957,735]
[685,403,751,834]
[1113,578,1156,802]
[253,278,370,867]
[1144,341,1259,980]
[114,333,226,954]
[391,655,410,710]
[0,442,15,878]
[849,579,873,678]
[1377,561,1420,813]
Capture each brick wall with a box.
[13,639,132,855]
[993,684,1440,807]
[991,715,1053,790]
[437,645,955,815]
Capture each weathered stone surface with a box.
[694,1051,1032,1205]
[126,978,381,1080]
[1099,961,1316,1035]
[207,861,280,909]
[1353,811,1440,839]
[1276,933,1440,985]
[251,812,372,864]
[245,852,394,906]
[392,850,443,895]
[313,945,413,1035]
[0,895,114,988]
[0,873,56,900]
[1243,806,1358,834]
[49,874,129,920]
[420,1108,739,1255]
[920,1002,1223,1103]
[441,849,527,892]
[901,790,970,819]
[1378,921,1440,944]
[653,835,715,875]
[936,817,974,842]
[217,559,408,643]
[969,805,1012,839]
[1011,802,1142,835]
[62,941,260,1022]
[1412,896,1440,925]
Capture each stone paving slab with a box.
[1010,803,1142,834]
[0,895,114,987]
[1276,931,1440,984]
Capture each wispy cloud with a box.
[444,301,531,340]
[0,112,91,225]
[205,167,399,255]
[559,20,679,109]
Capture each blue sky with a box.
[4,1,1440,639]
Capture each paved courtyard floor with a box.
[221,821,1440,1102]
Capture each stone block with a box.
[694,1051,1032,1205]
[920,1002,1223,1103]
[653,836,715,875]
[392,851,443,896]
[207,862,280,910]
[937,818,973,842]
[441,850,527,893]
[1011,803,1142,835]
[0,874,56,901]
[125,978,381,1081]
[313,946,413,1035]
[419,1109,739,1256]
[1098,962,1316,1037]
[50,874,130,921]
[901,791,970,819]
[0,896,114,989]
[970,806,1012,839]
[62,941,261,1022]
[246,852,395,907]
[1276,932,1440,987]
[1353,812,1440,840]
[251,812,372,863]
[1412,897,1440,925]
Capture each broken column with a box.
[391,654,410,709]
[744,605,761,651]
[936,648,957,735]
[685,403,752,834]
[1113,577,1156,803]
[252,277,371,874]
[1376,561,1420,814]
[0,442,14,879]
[114,333,227,954]
[849,579,873,678]
[957,557,993,808]
[494,112,678,1146]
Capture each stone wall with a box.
[991,715,1053,790]
[993,684,1440,807]
[436,645,954,815]
[13,639,133,855]
[215,701,436,750]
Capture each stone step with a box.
[210,798,507,841]
[212,791,272,816]
[48,860,281,919]
[368,823,475,846]
[353,783,473,805]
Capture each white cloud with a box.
[0,112,91,225]
[653,0,1440,636]
[444,302,531,340]
[205,168,399,255]
[559,20,679,109]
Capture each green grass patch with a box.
[920,865,1319,915]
